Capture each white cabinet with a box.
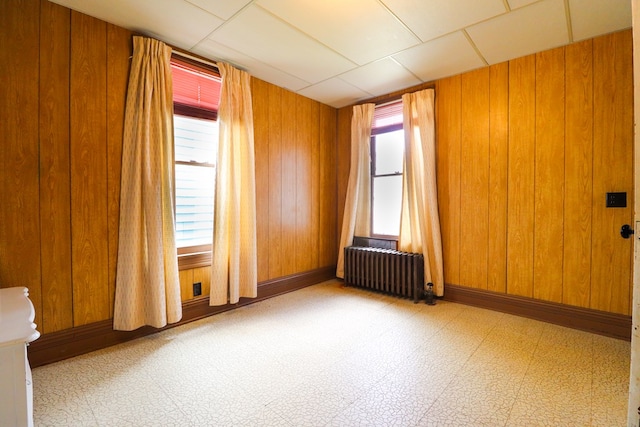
[0,287,40,427]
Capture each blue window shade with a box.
[174,115,218,248]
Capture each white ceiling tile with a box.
[192,39,311,92]
[569,0,632,41]
[467,0,569,65]
[298,79,372,108]
[185,0,252,20]
[393,32,486,82]
[47,0,632,108]
[49,0,223,50]
[208,5,356,83]
[507,0,539,10]
[257,0,420,65]
[382,0,506,42]
[339,58,422,97]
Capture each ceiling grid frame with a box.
[48,0,631,108]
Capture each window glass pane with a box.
[174,115,217,249]
[374,129,404,176]
[175,164,215,248]
[372,175,403,236]
[174,115,217,164]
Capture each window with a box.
[371,101,404,237]
[174,116,217,248]
[170,55,221,268]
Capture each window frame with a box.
[177,243,212,270]
[370,122,404,240]
[174,115,217,270]
[171,53,220,270]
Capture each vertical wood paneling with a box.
[39,0,72,333]
[268,85,283,279]
[281,89,298,276]
[330,31,632,316]
[487,62,509,294]
[6,0,633,337]
[179,269,193,301]
[0,0,42,321]
[193,267,211,299]
[533,47,565,303]
[319,104,337,266]
[295,97,313,272]
[563,39,593,308]
[70,12,109,326]
[252,78,270,282]
[4,1,342,338]
[436,76,462,286]
[591,31,633,315]
[459,68,490,289]
[309,100,321,270]
[507,54,536,298]
[106,24,131,317]
[179,266,212,300]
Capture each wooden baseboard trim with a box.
[28,266,336,368]
[443,284,631,341]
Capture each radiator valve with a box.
[425,282,436,305]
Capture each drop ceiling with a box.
[48,0,631,108]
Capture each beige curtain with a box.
[336,103,375,278]
[113,37,182,331]
[209,63,257,306]
[399,89,445,296]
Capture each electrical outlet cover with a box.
[606,192,627,208]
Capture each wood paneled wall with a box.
[1,0,338,335]
[250,79,338,283]
[179,80,339,299]
[1,0,42,327]
[1,0,132,333]
[437,30,633,315]
[337,30,633,316]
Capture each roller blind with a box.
[373,100,403,129]
[170,57,221,120]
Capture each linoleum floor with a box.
[32,280,630,426]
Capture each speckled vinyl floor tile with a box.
[32,279,630,426]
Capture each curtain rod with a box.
[376,98,402,107]
[172,49,219,71]
[130,33,220,71]
[358,82,435,107]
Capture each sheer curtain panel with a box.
[209,63,258,306]
[399,89,445,296]
[113,37,182,331]
[336,103,375,278]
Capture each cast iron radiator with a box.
[344,245,424,303]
